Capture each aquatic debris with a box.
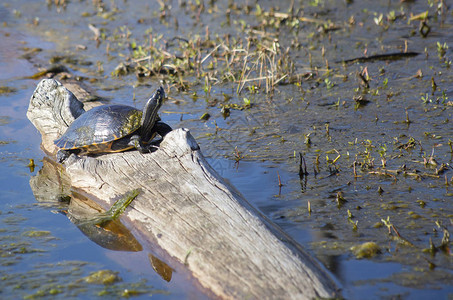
[221,106,230,119]
[49,55,92,66]
[353,95,370,108]
[200,112,210,121]
[340,52,419,64]
[381,217,414,246]
[423,221,451,256]
[377,186,384,195]
[220,101,251,111]
[233,146,243,163]
[336,191,347,208]
[351,242,381,259]
[298,152,308,178]
[20,47,42,60]
[277,171,284,195]
[88,23,101,42]
[348,218,358,231]
[27,65,68,79]
[27,158,36,172]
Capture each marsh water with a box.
[1,0,452,299]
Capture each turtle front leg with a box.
[131,122,172,153]
[154,121,172,138]
[142,122,172,151]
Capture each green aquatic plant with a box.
[437,41,448,58]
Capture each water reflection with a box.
[149,253,173,283]
[28,153,179,290]
[29,156,143,252]
[64,191,143,252]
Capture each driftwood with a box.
[27,79,340,299]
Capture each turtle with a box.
[54,86,171,163]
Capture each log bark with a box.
[27,79,340,299]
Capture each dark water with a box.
[1,0,453,299]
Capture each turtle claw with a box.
[137,143,159,154]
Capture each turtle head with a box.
[145,86,165,113]
[140,86,166,143]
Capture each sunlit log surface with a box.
[27,79,340,299]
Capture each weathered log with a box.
[27,79,340,299]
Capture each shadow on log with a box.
[27,79,340,299]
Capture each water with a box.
[1,0,453,298]
[0,6,194,299]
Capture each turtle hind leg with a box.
[57,149,80,163]
[57,150,69,163]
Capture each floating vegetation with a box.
[2,262,164,299]
[0,209,162,299]
[83,270,121,285]
[22,230,52,238]
[0,116,11,126]
[351,242,381,259]
[0,86,17,94]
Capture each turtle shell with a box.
[54,104,142,153]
